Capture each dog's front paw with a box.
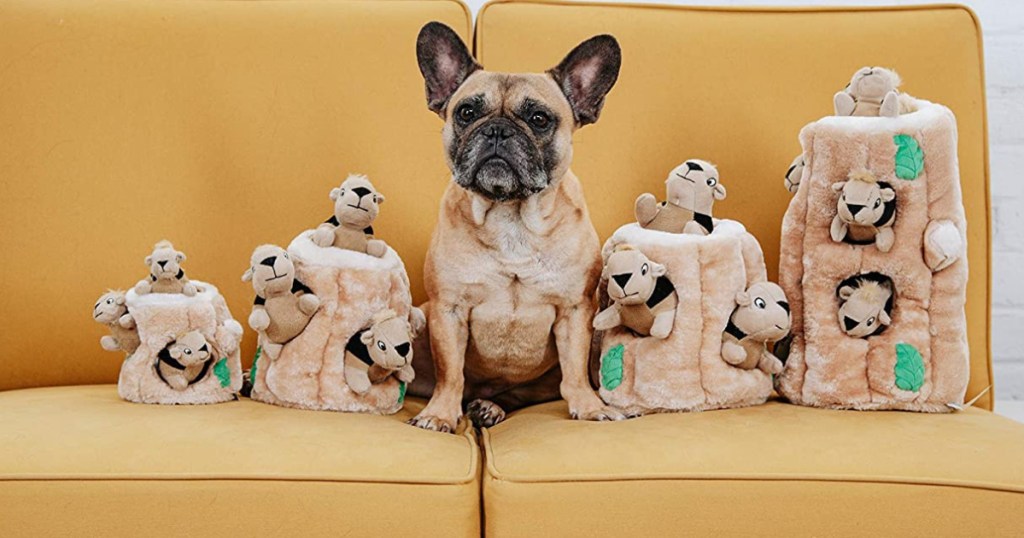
[568,395,626,422]
[408,411,459,434]
[467,399,506,428]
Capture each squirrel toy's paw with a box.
[683,220,709,236]
[758,352,784,375]
[182,282,198,297]
[592,307,621,331]
[366,239,387,258]
[634,193,659,226]
[118,314,136,329]
[100,335,120,352]
[248,310,271,332]
[721,341,746,365]
[134,280,152,295]
[830,216,848,243]
[312,225,335,248]
[345,371,372,395]
[298,294,321,315]
[880,90,900,117]
[397,364,416,384]
[875,228,895,253]
[833,91,855,116]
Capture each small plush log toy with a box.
[635,159,726,235]
[830,170,897,252]
[593,245,678,339]
[343,309,417,394]
[721,282,790,374]
[313,174,388,258]
[834,66,904,117]
[243,244,321,360]
[92,290,140,355]
[155,330,214,391]
[134,240,198,296]
[837,272,894,338]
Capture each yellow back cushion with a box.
[476,2,992,408]
[0,0,470,390]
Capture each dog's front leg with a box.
[555,302,625,421]
[409,301,467,433]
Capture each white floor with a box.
[996,400,1024,422]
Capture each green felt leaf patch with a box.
[893,134,924,180]
[251,346,261,384]
[214,358,231,388]
[601,344,625,391]
[894,343,925,392]
[398,381,407,405]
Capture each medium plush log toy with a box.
[834,66,904,117]
[721,281,790,374]
[92,290,139,354]
[593,245,678,339]
[836,272,894,338]
[133,240,197,296]
[343,309,417,394]
[243,244,321,360]
[312,174,388,258]
[635,159,726,235]
[830,170,897,252]
[155,330,214,391]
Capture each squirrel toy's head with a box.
[242,244,295,296]
[665,159,725,210]
[361,310,415,370]
[846,66,900,101]
[145,240,187,281]
[731,281,791,342]
[832,170,896,227]
[167,330,212,367]
[92,290,127,324]
[330,174,384,230]
[603,245,667,306]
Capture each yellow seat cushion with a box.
[476,1,993,409]
[0,386,480,537]
[482,401,1024,536]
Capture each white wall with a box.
[464,0,1024,400]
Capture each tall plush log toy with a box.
[830,170,897,252]
[312,174,388,258]
[834,66,903,117]
[343,309,418,394]
[593,245,677,339]
[243,244,321,360]
[635,159,726,235]
[721,282,790,374]
[92,290,139,354]
[133,240,198,296]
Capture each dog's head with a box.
[416,22,621,201]
[242,244,295,297]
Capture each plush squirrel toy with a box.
[243,244,321,361]
[92,290,140,354]
[134,240,198,296]
[312,174,388,258]
[830,170,897,252]
[593,245,678,339]
[635,159,726,235]
[834,66,905,117]
[155,330,214,390]
[837,272,894,338]
[784,154,805,194]
[721,282,791,375]
[342,309,421,394]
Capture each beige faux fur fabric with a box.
[248,231,413,414]
[777,99,969,412]
[597,221,772,415]
[118,282,244,404]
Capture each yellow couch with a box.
[1,0,1021,535]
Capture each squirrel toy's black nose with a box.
[260,256,277,267]
[157,260,168,268]
[686,161,703,172]
[612,273,632,290]
[846,203,865,216]
[352,187,372,198]
[396,342,411,357]
[843,316,858,331]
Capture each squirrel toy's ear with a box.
[601,264,611,280]
[880,187,896,202]
[735,291,751,306]
[330,188,342,201]
[175,251,186,263]
[651,262,667,277]
[713,183,727,201]
[879,309,892,325]
[375,193,386,205]
[169,345,182,359]
[242,268,254,282]
[115,295,126,305]
[144,255,153,266]
[838,285,855,300]
[831,182,847,193]
[360,330,375,346]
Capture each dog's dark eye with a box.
[456,104,476,124]
[529,111,550,130]
[377,341,387,351]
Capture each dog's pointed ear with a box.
[416,22,481,117]
[548,34,621,127]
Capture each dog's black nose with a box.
[395,342,411,357]
[686,161,703,172]
[846,203,865,216]
[843,316,858,331]
[352,186,372,198]
[157,260,168,268]
[612,273,632,290]
[260,256,277,267]
[484,124,514,140]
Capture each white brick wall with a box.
[465,0,1023,399]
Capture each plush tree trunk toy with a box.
[830,170,897,252]
[342,309,418,394]
[635,159,726,235]
[777,97,969,412]
[133,240,198,296]
[312,174,388,258]
[243,244,321,361]
[721,282,791,374]
[92,290,140,355]
[118,279,243,405]
[247,229,419,415]
[593,245,677,339]
[594,220,774,416]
